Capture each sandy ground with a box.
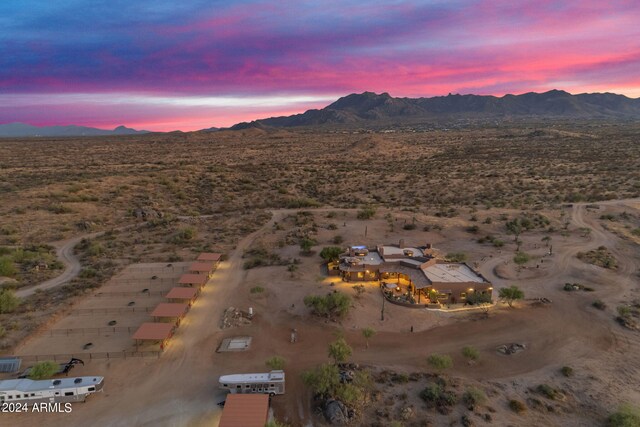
[3,201,639,427]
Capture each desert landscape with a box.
[0,123,639,426]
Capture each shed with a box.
[151,303,189,324]
[188,262,215,277]
[165,286,199,304]
[132,323,174,350]
[219,394,269,427]
[178,273,208,288]
[197,252,221,262]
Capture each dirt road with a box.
[15,232,103,298]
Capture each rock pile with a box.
[497,343,526,355]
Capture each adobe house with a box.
[338,240,492,304]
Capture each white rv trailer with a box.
[0,376,104,405]
[218,370,285,395]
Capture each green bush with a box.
[445,252,467,263]
[536,384,558,400]
[427,353,453,371]
[0,256,17,277]
[356,207,376,220]
[250,286,264,294]
[462,346,479,361]
[28,361,59,380]
[463,386,486,407]
[560,366,573,377]
[513,252,531,265]
[607,404,640,427]
[265,356,286,370]
[0,289,20,314]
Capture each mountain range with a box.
[0,123,149,137]
[231,90,640,129]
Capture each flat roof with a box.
[151,303,188,318]
[219,394,269,427]
[178,273,208,285]
[381,245,424,257]
[188,262,214,272]
[165,287,198,299]
[0,377,103,393]
[197,252,221,261]
[422,263,486,283]
[132,323,174,341]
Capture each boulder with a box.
[324,399,349,425]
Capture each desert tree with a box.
[427,353,453,372]
[328,337,352,364]
[499,285,524,307]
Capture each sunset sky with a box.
[2,1,639,131]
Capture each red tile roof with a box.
[165,287,198,299]
[178,273,208,286]
[219,394,269,427]
[197,252,221,262]
[151,303,188,318]
[132,323,174,341]
[189,262,214,272]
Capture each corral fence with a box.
[17,351,161,363]
[71,307,156,315]
[106,278,179,286]
[92,290,166,297]
[45,326,139,336]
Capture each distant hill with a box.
[0,123,150,137]
[231,90,640,129]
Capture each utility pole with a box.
[381,292,385,321]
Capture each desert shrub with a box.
[0,289,20,314]
[335,382,363,405]
[0,256,16,277]
[560,366,573,377]
[403,223,417,230]
[303,291,351,319]
[513,252,531,265]
[592,300,607,310]
[463,387,487,407]
[79,267,98,278]
[607,404,640,427]
[332,235,344,244]
[465,292,492,305]
[509,399,526,413]
[462,346,479,361]
[445,252,467,262]
[87,242,105,257]
[536,384,558,400]
[28,361,59,380]
[357,207,376,220]
[265,420,290,427]
[265,355,286,370]
[250,286,264,294]
[466,225,479,233]
[632,228,640,237]
[419,383,457,407]
[427,354,453,371]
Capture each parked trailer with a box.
[0,376,104,405]
[218,370,284,395]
